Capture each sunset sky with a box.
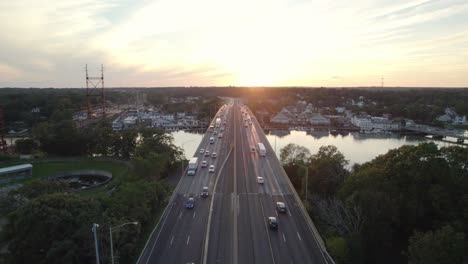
[1,0,467,87]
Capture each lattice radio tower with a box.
[85,64,106,119]
[0,106,7,152]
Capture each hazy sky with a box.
[1,0,467,87]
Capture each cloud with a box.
[0,0,467,87]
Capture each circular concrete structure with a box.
[48,170,112,191]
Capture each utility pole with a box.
[92,223,100,264]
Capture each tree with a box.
[326,236,350,264]
[339,143,468,263]
[5,193,102,264]
[279,143,311,166]
[408,225,467,264]
[308,145,349,197]
[14,138,37,154]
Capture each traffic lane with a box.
[144,194,195,263]
[283,194,327,264]
[271,194,316,264]
[261,194,303,264]
[176,193,212,264]
[149,194,210,264]
[238,193,275,264]
[138,194,181,264]
[237,117,257,195]
[206,193,234,264]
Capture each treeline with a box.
[1,126,184,263]
[280,143,468,264]
[3,87,466,129]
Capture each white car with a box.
[211,152,217,159]
[199,148,205,154]
[218,133,223,138]
[205,151,210,157]
[201,160,207,168]
[209,165,215,173]
[257,177,264,184]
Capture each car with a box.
[205,151,210,157]
[186,198,194,209]
[244,123,248,127]
[218,133,223,138]
[201,187,209,198]
[211,152,217,159]
[268,217,278,229]
[209,165,215,173]
[214,130,218,135]
[276,202,287,213]
[201,160,208,168]
[199,148,204,154]
[257,176,264,184]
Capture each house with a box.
[335,107,345,114]
[270,112,291,124]
[309,114,330,125]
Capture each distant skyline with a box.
[1,0,468,88]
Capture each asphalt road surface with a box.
[137,100,331,264]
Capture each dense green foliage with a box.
[281,142,468,264]
[1,126,181,263]
[13,138,37,154]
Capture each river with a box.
[171,130,459,166]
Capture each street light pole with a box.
[109,222,139,264]
[305,166,309,202]
[109,226,114,264]
[92,223,100,264]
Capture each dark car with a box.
[276,202,287,213]
[186,198,194,209]
[201,187,209,198]
[268,217,278,230]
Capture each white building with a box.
[351,116,400,131]
[309,114,331,125]
[270,112,291,124]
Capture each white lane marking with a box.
[275,211,278,217]
[193,212,196,219]
[297,232,302,241]
[186,235,190,245]
[288,210,292,217]
[237,195,240,216]
[170,235,175,245]
[178,211,183,219]
[282,233,287,242]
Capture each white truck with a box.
[258,142,266,157]
[187,157,198,176]
[215,117,221,127]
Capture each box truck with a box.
[187,157,198,176]
[258,143,266,156]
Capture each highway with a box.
[137,100,332,264]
